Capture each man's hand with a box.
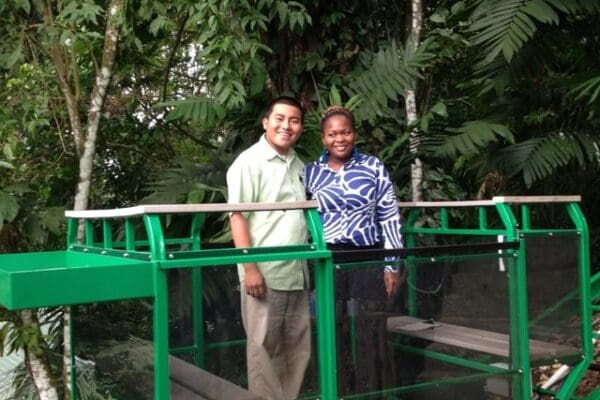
[244,264,266,299]
[384,270,405,299]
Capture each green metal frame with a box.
[0,198,596,400]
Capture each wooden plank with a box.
[65,200,318,219]
[387,316,579,360]
[171,380,209,400]
[397,200,496,208]
[169,356,262,400]
[64,195,583,219]
[493,195,581,204]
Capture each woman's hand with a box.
[384,270,405,299]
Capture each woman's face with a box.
[321,115,356,164]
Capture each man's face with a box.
[262,103,303,155]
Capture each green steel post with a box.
[67,218,77,247]
[478,207,488,230]
[69,305,76,400]
[102,220,113,249]
[556,203,593,400]
[305,209,337,400]
[496,203,532,400]
[440,207,448,229]
[515,233,532,399]
[125,218,136,251]
[405,209,419,316]
[314,258,337,400]
[144,215,170,400]
[521,205,531,231]
[190,214,205,368]
[84,220,94,246]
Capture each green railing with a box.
[0,196,595,400]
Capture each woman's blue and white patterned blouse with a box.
[304,149,403,272]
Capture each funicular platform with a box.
[0,196,597,400]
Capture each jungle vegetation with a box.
[1,0,599,398]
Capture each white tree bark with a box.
[65,1,123,398]
[406,0,424,201]
[20,310,59,400]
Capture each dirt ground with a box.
[534,312,599,398]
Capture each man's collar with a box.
[258,134,296,161]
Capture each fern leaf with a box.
[488,133,599,187]
[568,75,600,104]
[154,97,225,125]
[469,0,559,63]
[427,120,515,158]
[346,38,435,123]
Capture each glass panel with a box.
[525,234,582,365]
[168,260,320,399]
[72,299,155,400]
[333,247,515,399]
[168,263,249,396]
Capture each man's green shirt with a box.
[226,135,308,290]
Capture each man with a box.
[226,96,310,400]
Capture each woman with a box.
[304,105,404,394]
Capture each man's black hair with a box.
[263,96,305,123]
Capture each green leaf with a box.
[430,13,446,24]
[328,86,342,106]
[277,2,288,25]
[523,0,559,24]
[0,161,14,169]
[348,39,436,123]
[3,183,31,193]
[451,1,466,15]
[250,63,267,96]
[39,207,66,235]
[149,15,169,36]
[0,42,23,69]
[430,102,448,117]
[13,0,31,14]
[0,191,19,224]
[428,120,515,158]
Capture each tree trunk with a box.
[42,1,85,156]
[20,310,59,400]
[64,1,123,398]
[406,0,423,202]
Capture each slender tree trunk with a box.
[406,0,423,201]
[20,310,59,400]
[64,1,123,398]
[73,0,122,212]
[42,1,85,156]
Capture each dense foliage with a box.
[1,0,599,397]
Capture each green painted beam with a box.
[0,250,153,310]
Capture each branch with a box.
[162,12,190,101]
[42,0,85,156]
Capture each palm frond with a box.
[546,0,600,13]
[423,120,515,159]
[154,97,227,126]
[568,75,600,104]
[469,0,560,63]
[142,157,228,205]
[486,133,599,187]
[345,38,436,123]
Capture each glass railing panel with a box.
[72,299,155,400]
[332,246,515,399]
[525,234,582,365]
